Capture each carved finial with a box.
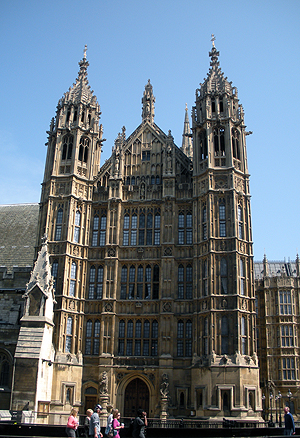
[185,103,188,111]
[83,45,87,59]
[211,34,216,47]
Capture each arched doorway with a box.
[124,378,149,417]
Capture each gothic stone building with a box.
[1,43,266,422]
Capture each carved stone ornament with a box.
[164,247,172,257]
[99,371,108,395]
[107,247,116,257]
[104,302,113,313]
[160,373,169,397]
[162,302,172,313]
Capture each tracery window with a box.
[202,205,207,240]
[178,264,193,299]
[69,262,77,297]
[241,316,247,355]
[78,136,89,163]
[177,320,192,357]
[131,214,137,245]
[65,317,73,353]
[280,358,296,380]
[280,325,294,347]
[214,127,225,156]
[232,128,240,160]
[118,319,158,356]
[88,265,104,299]
[203,317,209,355]
[0,353,11,387]
[55,208,63,241]
[61,135,73,161]
[51,260,58,291]
[279,291,292,315]
[91,212,106,247]
[219,199,226,237]
[220,258,228,294]
[199,130,207,160]
[120,264,159,300]
[123,214,130,246]
[202,259,208,296]
[74,210,81,243]
[240,259,245,295]
[92,215,99,246]
[238,205,243,239]
[178,212,192,244]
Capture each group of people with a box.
[66,404,147,438]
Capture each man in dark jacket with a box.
[284,406,295,435]
[132,409,147,438]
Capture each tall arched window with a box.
[69,262,77,297]
[61,135,73,161]
[137,265,143,299]
[154,214,160,245]
[241,316,246,355]
[143,320,150,355]
[240,259,245,295]
[221,258,228,294]
[55,208,63,241]
[146,213,153,245]
[202,259,208,296]
[74,210,81,243]
[219,200,226,237]
[118,320,125,355]
[238,205,243,239]
[139,213,145,245]
[186,320,192,357]
[202,205,207,240]
[66,317,73,353]
[135,320,142,356]
[120,266,128,299]
[92,215,99,246]
[93,320,100,355]
[123,214,130,246]
[99,215,106,246]
[178,265,184,299]
[51,260,58,291]
[97,266,104,299]
[151,320,158,356]
[131,214,137,245]
[153,265,159,299]
[177,320,184,356]
[145,265,151,299]
[129,266,135,299]
[78,136,89,163]
[89,266,96,299]
[203,317,209,355]
[85,320,92,354]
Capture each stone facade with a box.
[1,43,297,424]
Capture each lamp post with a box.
[270,392,274,426]
[278,391,282,427]
[275,395,278,424]
[262,394,266,421]
[287,389,292,409]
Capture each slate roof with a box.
[254,261,297,280]
[0,204,39,272]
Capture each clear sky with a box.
[0,0,299,262]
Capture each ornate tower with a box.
[37,47,104,414]
[191,38,261,419]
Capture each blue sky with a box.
[0,0,299,261]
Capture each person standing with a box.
[89,404,103,438]
[132,409,147,438]
[85,409,94,437]
[66,407,79,437]
[284,406,295,435]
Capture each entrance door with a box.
[85,395,97,413]
[124,378,149,417]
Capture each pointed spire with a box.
[142,79,155,124]
[181,104,193,159]
[64,46,95,105]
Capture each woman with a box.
[112,411,124,438]
[66,407,79,437]
[105,408,118,437]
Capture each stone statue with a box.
[99,371,108,395]
[160,373,169,398]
